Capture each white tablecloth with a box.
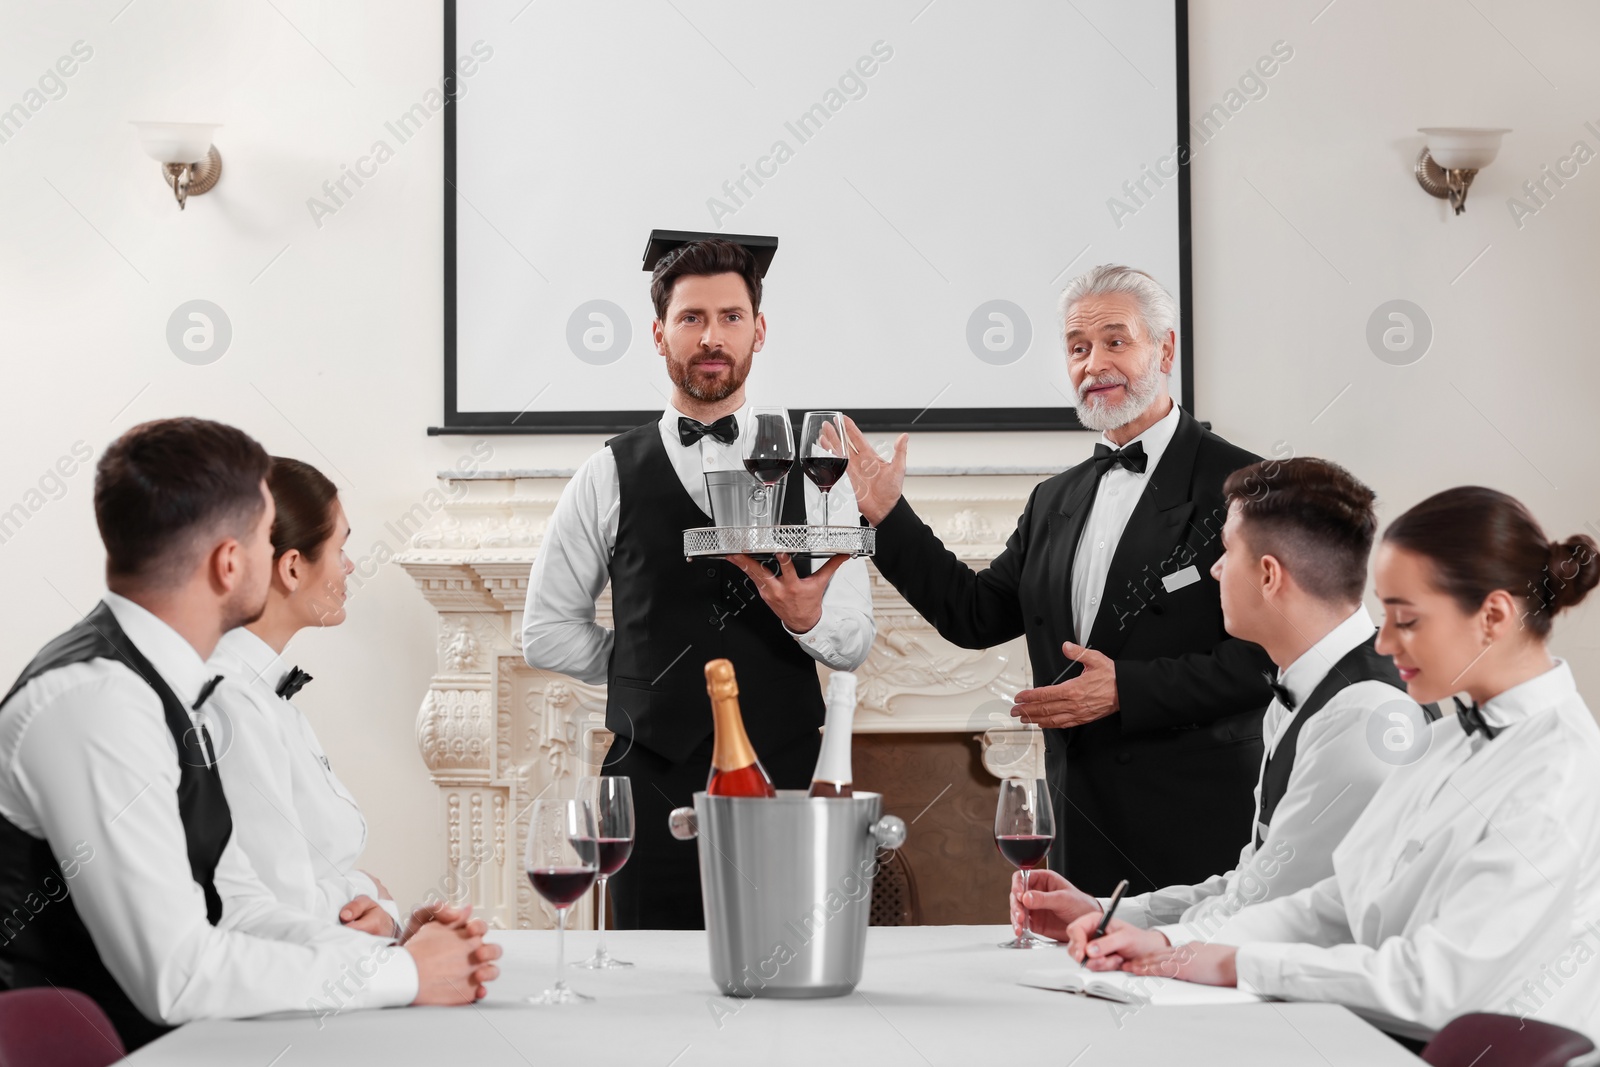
[126,925,1421,1065]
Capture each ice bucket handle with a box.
[871,814,907,850]
[667,805,906,849]
[668,806,698,840]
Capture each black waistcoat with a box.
[1254,634,1402,848]
[0,600,233,1051]
[605,423,826,764]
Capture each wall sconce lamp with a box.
[131,122,223,210]
[1415,127,1509,215]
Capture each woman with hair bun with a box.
[1075,486,1600,1047]
[207,457,401,936]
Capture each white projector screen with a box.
[439,0,1192,433]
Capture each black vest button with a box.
[1115,751,1133,765]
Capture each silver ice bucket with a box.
[669,791,907,998]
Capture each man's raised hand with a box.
[839,416,907,526]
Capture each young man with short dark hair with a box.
[0,418,499,1051]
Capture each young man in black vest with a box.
[0,418,500,1051]
[844,264,1274,895]
[521,235,875,930]
[1008,457,1430,956]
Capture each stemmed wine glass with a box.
[741,406,794,525]
[525,797,598,1003]
[995,777,1055,949]
[573,776,634,969]
[800,411,849,528]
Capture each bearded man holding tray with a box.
[522,231,875,930]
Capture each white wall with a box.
[2,0,1595,910]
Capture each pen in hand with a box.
[1091,879,1129,940]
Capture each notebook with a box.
[1020,965,1264,1006]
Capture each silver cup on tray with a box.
[704,469,786,529]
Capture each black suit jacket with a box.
[870,407,1274,895]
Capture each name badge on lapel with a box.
[1161,565,1201,593]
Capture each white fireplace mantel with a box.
[395,468,1050,930]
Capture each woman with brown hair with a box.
[207,457,399,936]
[1069,486,1600,1045]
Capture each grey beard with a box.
[1075,355,1165,432]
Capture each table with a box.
[126,926,1421,1065]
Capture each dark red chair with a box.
[0,988,125,1067]
[1422,1012,1598,1067]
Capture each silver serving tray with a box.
[683,524,876,560]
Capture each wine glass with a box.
[741,406,794,525]
[525,797,598,1003]
[995,777,1054,949]
[800,411,849,528]
[573,776,634,969]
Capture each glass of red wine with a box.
[995,777,1054,949]
[525,797,598,1003]
[799,411,849,528]
[741,405,794,526]
[573,776,634,970]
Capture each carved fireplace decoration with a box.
[396,468,1052,929]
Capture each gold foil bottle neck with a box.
[705,658,739,702]
[705,658,758,771]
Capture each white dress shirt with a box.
[1113,607,1408,933]
[522,400,876,684]
[1206,659,1600,1041]
[0,593,417,1025]
[208,628,399,929]
[1071,398,1182,641]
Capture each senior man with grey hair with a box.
[844,265,1274,898]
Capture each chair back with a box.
[0,987,125,1067]
[1422,1012,1596,1067]
[869,847,921,926]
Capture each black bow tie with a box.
[678,414,739,447]
[276,666,313,700]
[1092,441,1147,476]
[1263,672,1297,712]
[1454,697,1500,740]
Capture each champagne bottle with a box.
[808,672,856,798]
[704,659,776,798]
